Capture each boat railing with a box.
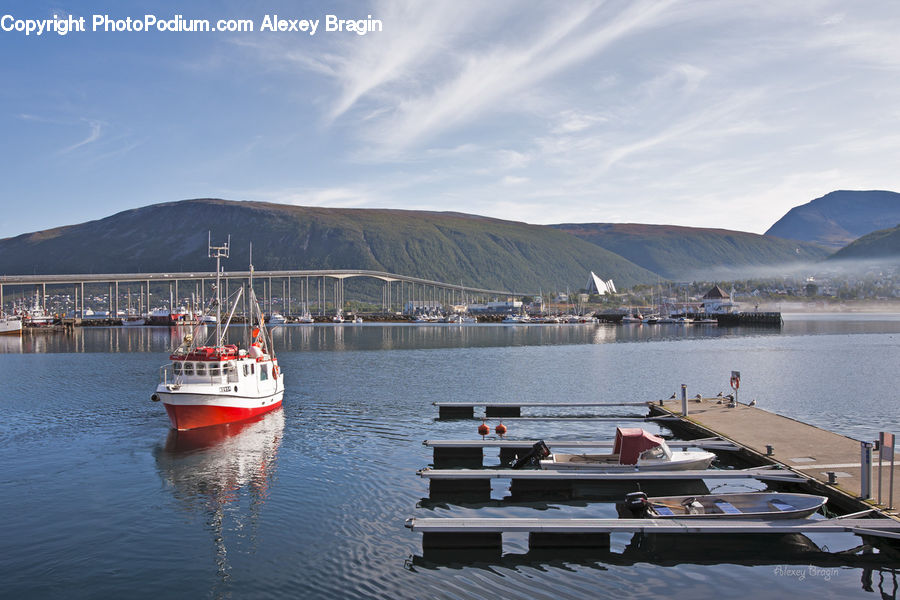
[158,362,233,387]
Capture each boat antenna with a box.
[208,232,230,346]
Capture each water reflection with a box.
[5,321,796,354]
[153,410,285,597]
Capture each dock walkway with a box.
[654,398,898,515]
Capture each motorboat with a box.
[332,310,345,323]
[152,235,284,431]
[268,313,286,325]
[297,312,315,324]
[540,427,716,471]
[0,313,23,336]
[623,491,827,520]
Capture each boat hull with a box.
[640,492,828,520]
[158,390,284,430]
[541,452,715,472]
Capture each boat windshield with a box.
[639,446,666,461]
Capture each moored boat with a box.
[540,427,716,471]
[152,236,284,431]
[622,491,828,520]
[0,313,23,336]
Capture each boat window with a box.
[183,362,194,376]
[209,364,221,377]
[243,364,250,377]
[251,364,255,375]
[260,364,268,380]
[173,362,183,375]
[639,446,666,461]
[196,363,207,376]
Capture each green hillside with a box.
[828,224,900,261]
[0,199,660,291]
[550,223,830,280]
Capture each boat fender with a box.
[151,393,160,402]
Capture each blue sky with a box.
[2,0,899,239]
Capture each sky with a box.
[2,0,899,239]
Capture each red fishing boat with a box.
[152,235,284,430]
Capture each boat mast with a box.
[208,232,230,347]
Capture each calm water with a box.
[1,315,899,599]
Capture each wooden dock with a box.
[653,398,899,516]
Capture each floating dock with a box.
[418,466,804,499]
[434,401,650,418]
[406,515,900,549]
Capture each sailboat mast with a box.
[208,232,230,346]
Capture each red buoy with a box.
[495,422,507,437]
[477,421,490,438]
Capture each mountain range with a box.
[1,191,897,292]
[0,199,657,292]
[765,190,900,248]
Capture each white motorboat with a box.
[0,314,23,336]
[623,491,828,520]
[297,312,315,324]
[152,236,284,431]
[540,427,716,471]
[268,313,286,325]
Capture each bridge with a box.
[0,269,533,318]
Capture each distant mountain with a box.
[828,224,900,262]
[765,190,900,248]
[549,223,830,281]
[0,199,660,292]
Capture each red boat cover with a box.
[613,427,664,465]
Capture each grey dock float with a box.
[434,401,649,418]
[418,466,802,482]
[418,466,803,498]
[405,516,900,549]
[424,438,738,464]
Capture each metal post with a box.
[681,384,688,416]
[860,441,873,499]
[80,281,84,318]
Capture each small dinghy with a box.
[623,491,828,520]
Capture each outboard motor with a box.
[511,440,552,469]
[624,491,650,516]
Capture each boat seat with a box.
[653,505,675,516]
[769,499,796,512]
[713,500,741,514]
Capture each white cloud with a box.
[61,119,103,154]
